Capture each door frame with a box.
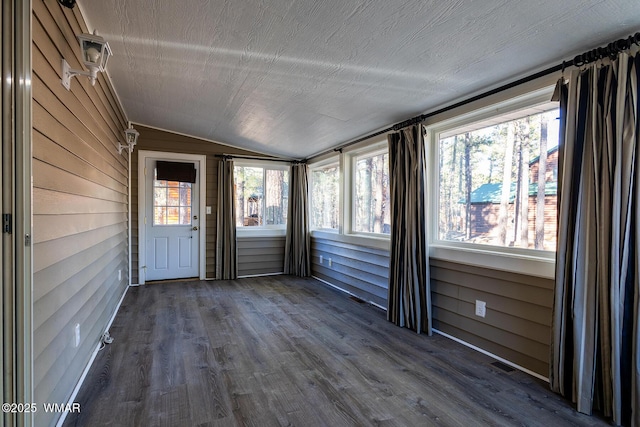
[2,0,33,425]
[138,150,206,285]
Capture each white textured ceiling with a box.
[78,0,640,158]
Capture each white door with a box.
[144,158,199,281]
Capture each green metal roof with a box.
[461,181,557,204]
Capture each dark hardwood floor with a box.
[64,276,608,426]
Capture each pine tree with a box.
[497,124,515,246]
[535,115,548,249]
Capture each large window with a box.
[353,149,390,234]
[310,162,340,230]
[436,105,559,251]
[234,164,289,227]
[305,89,558,277]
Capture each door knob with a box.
[192,226,199,231]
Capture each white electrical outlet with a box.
[74,324,81,347]
[118,269,122,281]
[206,206,212,214]
[475,300,486,318]
[319,255,323,264]
[328,258,332,267]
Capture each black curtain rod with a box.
[307,31,640,161]
[216,154,305,164]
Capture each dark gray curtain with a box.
[387,124,431,335]
[550,52,639,427]
[284,163,310,276]
[215,159,237,279]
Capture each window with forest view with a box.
[438,107,559,251]
[354,150,390,234]
[234,165,289,227]
[310,163,340,230]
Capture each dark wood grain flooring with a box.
[64,276,609,427]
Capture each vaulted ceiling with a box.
[78,0,640,158]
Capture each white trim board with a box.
[237,272,284,279]
[312,275,386,310]
[137,150,207,284]
[433,329,548,382]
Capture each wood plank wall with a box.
[32,3,129,426]
[237,236,285,276]
[131,126,267,283]
[311,237,389,307]
[310,236,553,377]
[430,259,553,376]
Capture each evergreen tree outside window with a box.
[310,162,340,230]
[354,150,390,235]
[234,165,289,228]
[437,107,559,251]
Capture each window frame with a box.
[307,139,390,251]
[426,86,557,279]
[348,144,391,238]
[308,157,341,233]
[233,159,290,237]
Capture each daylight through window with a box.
[153,171,192,226]
[354,150,390,234]
[234,165,289,227]
[438,108,559,251]
[310,163,340,230]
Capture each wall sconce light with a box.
[118,126,140,154]
[61,31,112,90]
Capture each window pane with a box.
[234,166,289,227]
[167,207,180,224]
[354,152,390,234]
[180,187,191,206]
[235,166,264,226]
[311,165,339,229]
[154,187,167,206]
[167,187,180,206]
[438,109,559,251]
[264,169,289,225]
[180,207,191,225]
[154,207,167,225]
[153,169,192,226]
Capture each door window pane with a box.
[153,169,192,225]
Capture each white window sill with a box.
[236,227,286,238]
[429,243,555,279]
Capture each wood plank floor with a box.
[64,276,608,426]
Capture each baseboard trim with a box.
[238,272,284,279]
[311,275,386,310]
[56,284,129,427]
[433,329,549,382]
[310,274,548,383]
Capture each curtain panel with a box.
[284,163,311,276]
[550,53,639,426]
[216,159,237,279]
[387,124,432,335]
